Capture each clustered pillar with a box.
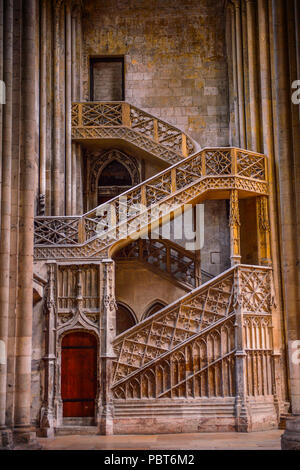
[98,259,117,435]
[44,0,83,217]
[0,0,39,449]
[227,0,300,449]
[0,0,13,448]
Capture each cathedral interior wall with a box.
[115,261,188,323]
[81,0,229,148]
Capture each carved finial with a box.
[229,189,240,227]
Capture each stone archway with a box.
[87,149,141,210]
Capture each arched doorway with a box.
[61,331,97,418]
[98,160,133,205]
[116,303,136,336]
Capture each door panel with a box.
[61,332,97,418]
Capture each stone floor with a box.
[38,430,283,450]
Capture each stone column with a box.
[234,267,250,431]
[39,0,47,215]
[229,3,240,146]
[53,0,62,215]
[39,263,57,438]
[194,251,202,288]
[13,0,38,447]
[76,143,83,214]
[295,0,300,117]
[271,0,300,416]
[65,0,72,215]
[71,8,77,101]
[71,6,78,215]
[76,6,82,101]
[258,0,286,419]
[0,0,3,211]
[98,259,116,435]
[233,0,247,148]
[246,0,261,151]
[278,0,300,450]
[256,196,271,266]
[0,0,13,449]
[229,189,241,266]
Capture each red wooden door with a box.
[61,332,97,417]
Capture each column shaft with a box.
[229,189,241,266]
[14,0,37,440]
[39,0,47,215]
[256,196,271,265]
[230,4,240,146]
[272,0,300,414]
[0,0,13,434]
[71,142,77,214]
[98,260,116,435]
[65,1,72,215]
[234,1,247,147]
[246,0,261,151]
[53,1,61,215]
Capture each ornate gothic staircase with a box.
[114,237,213,289]
[111,265,278,433]
[34,146,268,260]
[72,101,197,165]
[35,102,280,435]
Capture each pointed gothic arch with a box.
[142,300,167,321]
[86,149,141,209]
[116,301,137,336]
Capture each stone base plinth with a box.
[13,428,42,450]
[0,428,13,450]
[281,417,300,450]
[113,397,279,435]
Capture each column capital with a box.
[71,0,83,16]
[54,0,65,13]
[232,0,241,9]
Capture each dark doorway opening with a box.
[90,57,125,101]
[61,332,97,418]
[98,160,133,205]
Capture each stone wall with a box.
[82,0,229,147]
[115,261,188,322]
[201,200,230,277]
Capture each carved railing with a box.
[72,102,196,164]
[114,238,213,288]
[112,265,275,400]
[34,148,268,260]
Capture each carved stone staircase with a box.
[114,237,213,289]
[111,265,279,433]
[35,102,280,436]
[72,101,198,165]
[34,146,268,260]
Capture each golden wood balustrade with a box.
[115,238,213,288]
[34,147,268,260]
[72,102,196,164]
[112,265,275,402]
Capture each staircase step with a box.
[55,426,98,436]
